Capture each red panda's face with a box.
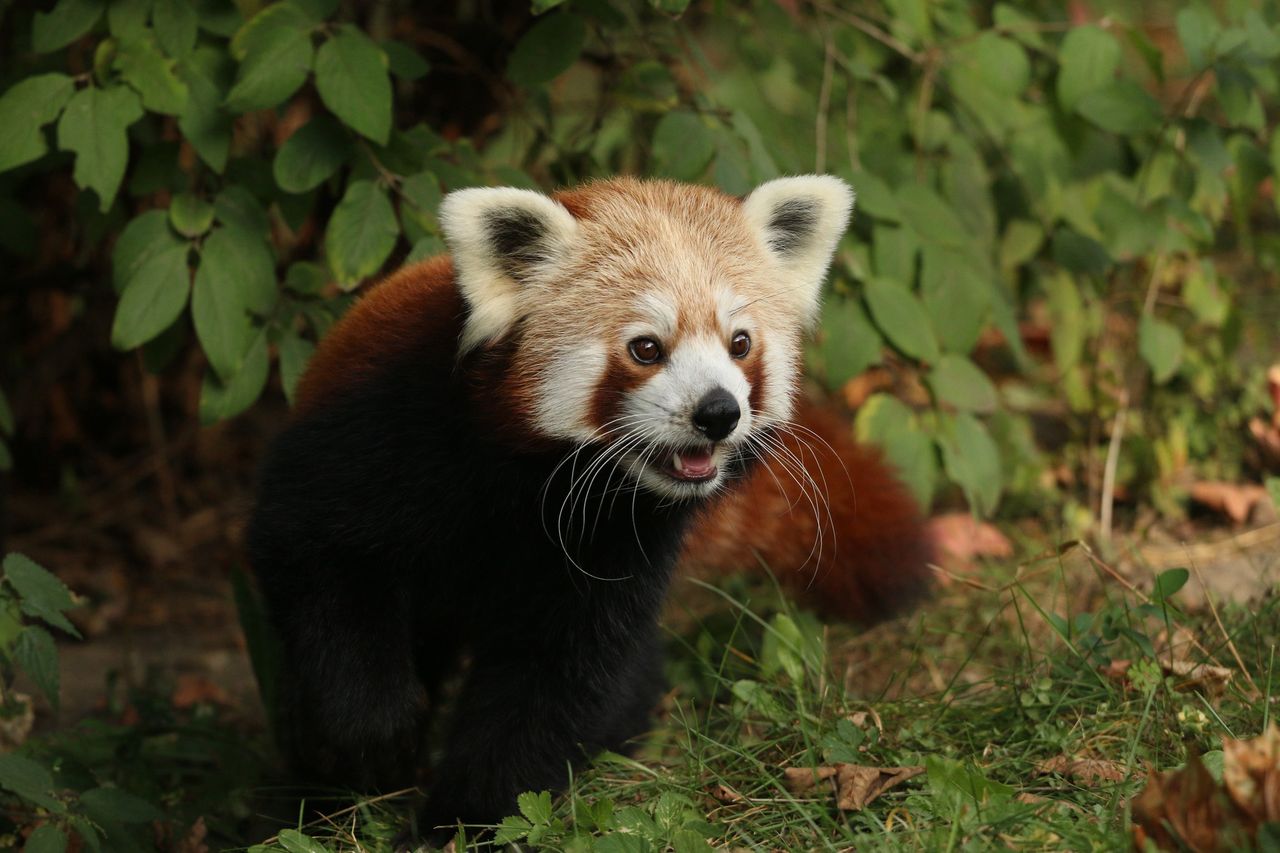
[440,176,853,501]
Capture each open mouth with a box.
[661,446,718,483]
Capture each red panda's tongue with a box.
[668,448,716,481]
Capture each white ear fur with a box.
[742,175,855,324]
[438,187,579,352]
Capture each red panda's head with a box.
[439,176,853,500]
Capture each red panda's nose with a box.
[692,388,741,441]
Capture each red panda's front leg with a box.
[413,624,665,842]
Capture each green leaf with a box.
[406,235,445,264]
[863,278,940,363]
[493,816,532,845]
[14,626,60,711]
[920,247,989,354]
[4,553,80,637]
[1152,567,1189,602]
[847,170,899,222]
[24,825,68,853]
[381,39,430,81]
[56,85,144,212]
[214,185,270,238]
[199,331,269,423]
[315,25,392,144]
[1184,261,1229,326]
[193,227,277,380]
[33,0,104,53]
[1076,81,1162,135]
[111,241,191,349]
[872,224,918,284]
[895,184,968,248]
[276,830,327,853]
[0,753,62,812]
[1138,315,1183,384]
[1176,7,1220,70]
[939,413,1002,516]
[0,74,76,173]
[507,12,586,85]
[652,111,715,181]
[169,193,215,237]
[1051,228,1111,275]
[854,394,937,507]
[930,355,998,413]
[115,34,190,115]
[107,0,148,38]
[815,297,882,388]
[999,219,1044,270]
[225,5,314,113]
[1056,25,1120,111]
[400,171,443,236]
[518,790,554,825]
[113,210,184,291]
[950,33,1028,97]
[325,180,399,288]
[154,0,199,57]
[274,115,352,193]
[79,787,163,823]
[178,47,235,172]
[1043,271,1084,373]
[284,261,328,294]
[278,330,314,405]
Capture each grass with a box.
[236,537,1278,852]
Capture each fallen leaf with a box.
[1188,481,1271,525]
[926,513,1013,579]
[1016,792,1086,813]
[172,674,230,709]
[708,782,746,804]
[174,817,209,853]
[1130,726,1280,851]
[782,763,923,810]
[1221,724,1280,824]
[1164,659,1233,695]
[782,765,837,794]
[1037,755,1130,784]
[0,693,34,750]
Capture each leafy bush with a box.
[1,2,1276,520]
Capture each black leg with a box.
[273,584,428,793]
[414,634,660,838]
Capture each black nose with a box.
[691,388,740,441]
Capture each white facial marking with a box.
[533,341,607,442]
[632,292,679,342]
[760,332,798,428]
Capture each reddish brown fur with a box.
[296,242,930,624]
[680,397,934,622]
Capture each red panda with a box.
[247,176,930,841]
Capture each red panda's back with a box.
[295,257,463,414]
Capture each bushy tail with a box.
[679,398,934,623]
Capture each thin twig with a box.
[1189,556,1262,696]
[815,34,835,174]
[1099,390,1129,547]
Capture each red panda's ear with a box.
[741,175,854,325]
[439,187,580,352]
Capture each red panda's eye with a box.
[730,331,751,359]
[629,337,662,364]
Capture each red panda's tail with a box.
[679,398,934,623]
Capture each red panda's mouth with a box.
[662,447,718,483]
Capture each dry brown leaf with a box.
[1130,726,1280,851]
[708,782,746,804]
[173,817,209,853]
[1188,481,1271,525]
[1164,659,1233,694]
[782,763,923,810]
[1015,792,1086,813]
[1221,724,1280,824]
[172,674,230,709]
[1037,755,1130,784]
[926,513,1013,580]
[0,693,34,751]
